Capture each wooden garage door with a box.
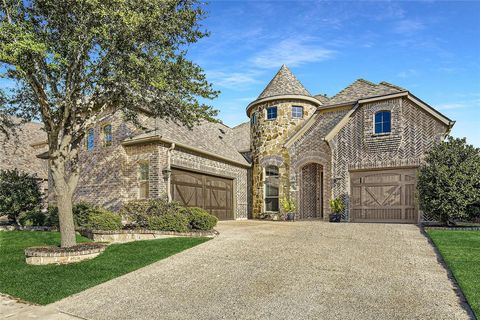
[171,168,234,220]
[350,168,418,223]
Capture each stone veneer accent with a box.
[330,97,448,220]
[25,243,106,265]
[81,229,219,243]
[250,99,317,216]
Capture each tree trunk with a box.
[50,156,79,248]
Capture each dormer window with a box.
[374,111,391,134]
[266,106,277,120]
[292,106,303,118]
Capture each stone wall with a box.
[250,99,317,216]
[330,97,448,220]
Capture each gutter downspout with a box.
[166,142,176,202]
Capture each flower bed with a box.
[80,228,219,243]
[25,242,107,265]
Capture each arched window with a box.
[265,165,279,212]
[374,111,391,134]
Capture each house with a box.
[39,65,453,223]
[0,118,49,193]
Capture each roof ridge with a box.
[379,81,406,91]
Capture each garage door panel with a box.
[350,168,418,223]
[171,168,234,220]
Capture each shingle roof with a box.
[327,79,404,105]
[314,94,330,104]
[126,119,250,166]
[257,65,311,99]
[0,119,48,179]
[229,122,250,152]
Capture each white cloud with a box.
[251,38,336,69]
[436,103,467,110]
[207,71,261,89]
[397,69,418,78]
[393,19,425,34]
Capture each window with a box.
[138,162,149,199]
[292,106,303,118]
[374,111,391,134]
[266,106,277,120]
[251,112,257,125]
[103,124,112,146]
[265,165,279,212]
[86,128,94,151]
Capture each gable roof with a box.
[123,119,250,167]
[257,65,311,99]
[327,79,403,105]
[229,121,250,153]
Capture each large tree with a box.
[0,0,218,247]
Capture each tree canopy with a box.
[0,0,219,247]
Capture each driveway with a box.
[54,221,471,319]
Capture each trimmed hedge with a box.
[121,199,218,231]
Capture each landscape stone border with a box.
[424,226,480,231]
[25,242,107,265]
[80,228,219,243]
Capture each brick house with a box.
[37,65,453,223]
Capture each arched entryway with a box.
[300,163,323,219]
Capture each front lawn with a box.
[0,231,209,305]
[426,230,480,317]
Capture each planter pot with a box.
[286,212,295,221]
[329,213,342,222]
[271,214,279,221]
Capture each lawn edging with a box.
[80,228,219,243]
[25,242,107,265]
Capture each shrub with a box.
[45,206,59,227]
[280,197,296,213]
[184,207,217,230]
[418,137,480,224]
[86,208,122,231]
[329,197,345,214]
[146,212,189,232]
[0,169,43,226]
[121,198,182,227]
[73,202,96,228]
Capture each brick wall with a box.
[330,97,448,220]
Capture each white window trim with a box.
[266,106,278,121]
[372,110,392,135]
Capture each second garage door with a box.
[171,168,234,220]
[350,168,418,223]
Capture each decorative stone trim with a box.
[423,226,480,231]
[80,229,219,243]
[25,243,106,265]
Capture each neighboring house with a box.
[36,65,453,223]
[0,119,49,193]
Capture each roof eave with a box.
[122,135,251,168]
[246,94,321,116]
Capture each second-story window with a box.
[86,128,94,151]
[374,111,391,134]
[266,106,277,120]
[138,162,149,199]
[292,106,304,118]
[103,124,112,146]
[251,112,257,125]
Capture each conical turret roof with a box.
[257,65,311,99]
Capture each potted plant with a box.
[329,197,344,222]
[280,197,296,221]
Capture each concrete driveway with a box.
[54,221,471,320]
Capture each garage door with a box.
[350,168,418,223]
[171,168,234,220]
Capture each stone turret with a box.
[247,65,320,217]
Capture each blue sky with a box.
[188,1,480,146]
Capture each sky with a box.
[187,0,480,147]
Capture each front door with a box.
[300,163,323,219]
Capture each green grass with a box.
[0,231,209,305]
[426,230,480,318]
